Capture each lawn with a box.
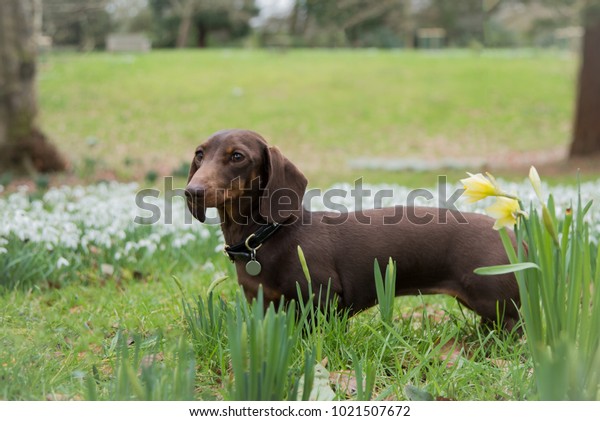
[1,49,597,401]
[37,49,578,187]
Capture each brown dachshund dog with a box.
[185,129,520,330]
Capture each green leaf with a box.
[207,275,228,296]
[583,199,593,216]
[297,246,312,283]
[474,262,540,276]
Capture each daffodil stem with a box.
[499,192,520,201]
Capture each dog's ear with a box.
[260,146,307,224]
[186,157,206,222]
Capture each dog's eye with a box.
[195,150,204,161]
[230,152,244,162]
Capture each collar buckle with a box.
[224,223,282,262]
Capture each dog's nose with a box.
[185,185,206,200]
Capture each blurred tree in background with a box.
[32,0,591,51]
[570,1,600,157]
[0,0,66,174]
[262,0,586,48]
[43,0,112,50]
[35,0,257,49]
[288,0,407,48]
[148,0,258,48]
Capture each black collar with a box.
[223,223,282,262]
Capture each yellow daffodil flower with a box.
[485,197,521,230]
[461,172,501,203]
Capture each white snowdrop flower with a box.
[0,247,7,254]
[124,242,134,254]
[56,257,70,268]
[202,261,215,272]
[0,179,599,258]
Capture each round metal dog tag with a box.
[245,259,262,276]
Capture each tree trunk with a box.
[176,0,195,48]
[569,11,600,157]
[197,22,207,48]
[0,0,66,174]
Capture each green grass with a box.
[0,275,532,400]
[0,244,232,400]
[38,49,577,187]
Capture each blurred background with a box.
[14,0,592,51]
[0,0,599,188]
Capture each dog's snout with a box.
[185,185,206,200]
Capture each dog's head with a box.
[185,129,307,224]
